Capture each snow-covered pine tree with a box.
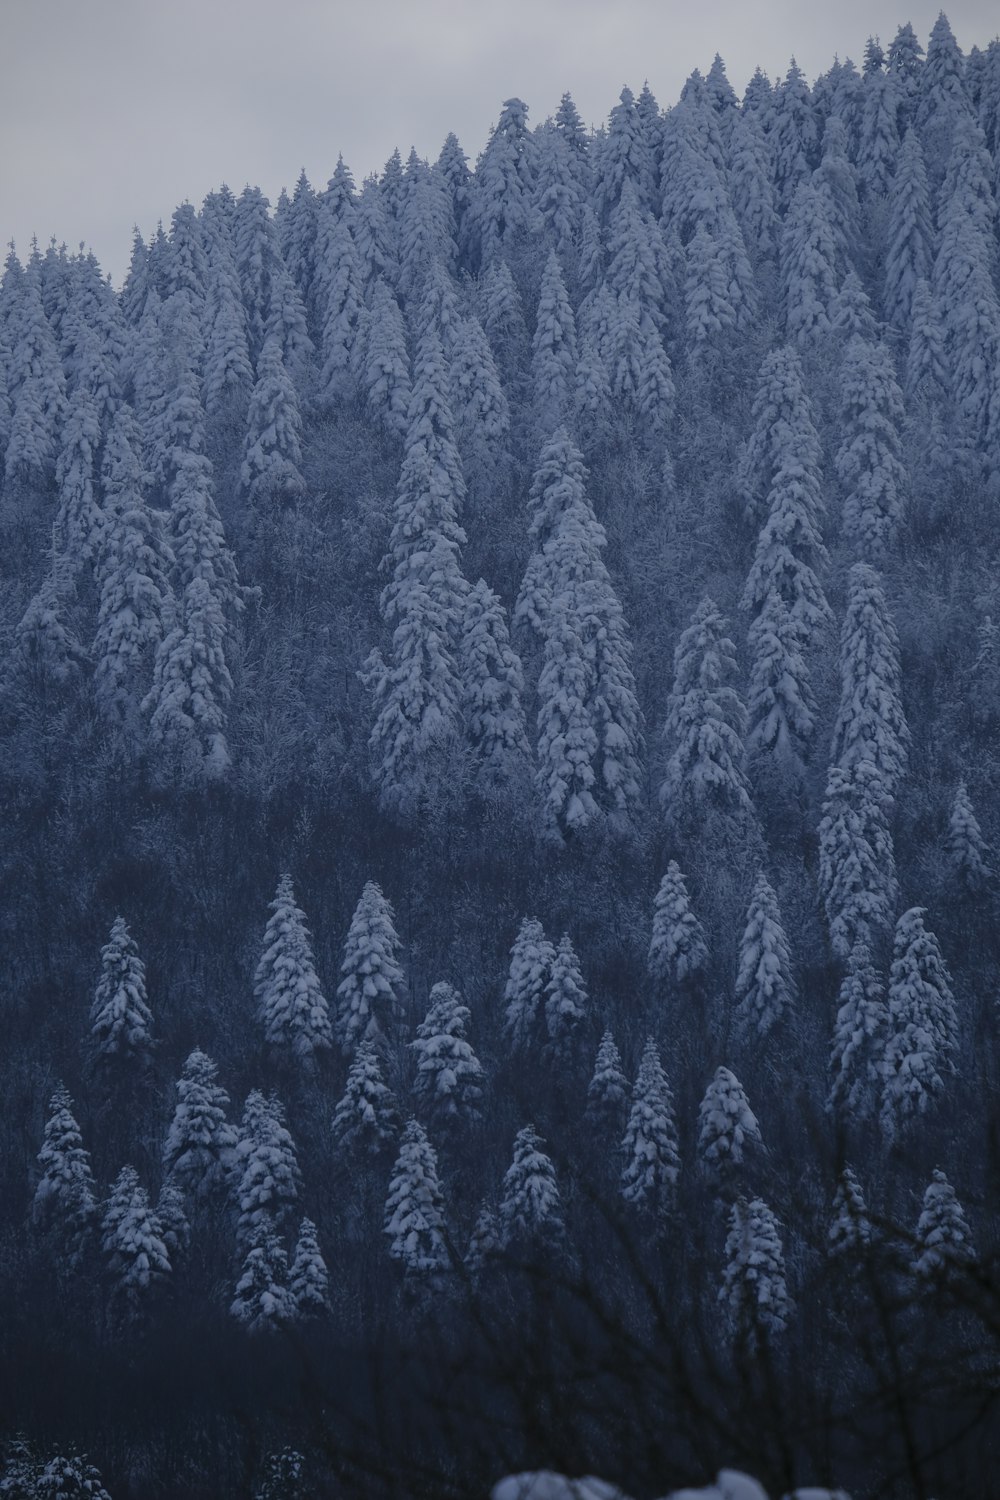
[231,1222,296,1332]
[464,1203,501,1279]
[289,1217,330,1316]
[384,1119,450,1274]
[698,1067,762,1172]
[720,1195,792,1345]
[884,129,933,329]
[818,759,899,959]
[89,917,154,1064]
[459,579,529,788]
[835,342,907,558]
[739,346,822,530]
[234,1091,302,1247]
[410,982,484,1128]
[162,1049,237,1197]
[363,278,411,437]
[142,574,234,780]
[586,1030,630,1132]
[742,443,831,654]
[881,908,958,1140]
[831,564,909,796]
[827,941,887,1119]
[448,315,510,470]
[856,64,900,200]
[745,592,816,771]
[780,179,839,345]
[253,874,332,1062]
[331,1038,398,1157]
[829,1166,873,1257]
[659,598,753,825]
[101,1167,171,1313]
[155,1179,190,1263]
[913,1168,975,1282]
[54,385,102,564]
[334,881,404,1055]
[531,250,577,436]
[770,58,818,210]
[239,333,306,504]
[946,782,991,892]
[542,935,588,1063]
[733,872,796,1044]
[32,1088,97,1267]
[648,861,708,991]
[620,1038,680,1221]
[503,917,556,1053]
[498,1125,564,1259]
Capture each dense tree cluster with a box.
[2,15,1000,1499]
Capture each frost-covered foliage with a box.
[720,1196,792,1344]
[89,917,154,1063]
[253,874,332,1061]
[620,1038,680,1220]
[499,1126,564,1257]
[384,1119,450,1274]
[648,862,708,990]
[335,881,404,1055]
[410,982,484,1126]
[698,1068,762,1172]
[32,1089,97,1266]
[733,873,795,1043]
[162,1049,237,1196]
[880,908,957,1140]
[912,1169,975,1281]
[234,1091,301,1246]
[331,1038,398,1157]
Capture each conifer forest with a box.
[3,13,1000,1499]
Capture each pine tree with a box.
[93,406,173,729]
[239,334,305,504]
[739,347,822,530]
[781,181,839,346]
[684,223,738,356]
[659,598,752,824]
[464,1203,501,1279]
[54,385,102,563]
[143,575,234,780]
[745,593,816,770]
[531,251,577,435]
[363,278,411,437]
[234,1091,301,1247]
[448,316,510,465]
[835,341,907,558]
[410,982,484,1127]
[720,1196,792,1344]
[317,216,364,402]
[363,577,464,817]
[881,908,958,1140]
[155,1179,190,1263]
[586,1030,630,1131]
[231,1223,296,1332]
[884,130,933,328]
[89,917,154,1063]
[916,11,971,185]
[831,565,909,796]
[162,1049,237,1197]
[648,862,709,990]
[331,1038,399,1157]
[947,782,991,892]
[905,277,949,404]
[742,444,831,653]
[733,873,796,1043]
[814,116,860,275]
[620,1039,680,1220]
[473,97,538,265]
[913,1169,975,1281]
[289,1217,330,1316]
[32,1088,97,1267]
[384,1119,450,1274]
[459,579,529,786]
[827,942,887,1119]
[698,1067,762,1171]
[818,759,898,960]
[829,1166,873,1257]
[330,882,404,1055]
[729,109,780,263]
[503,917,556,1053]
[594,85,654,220]
[253,874,332,1062]
[102,1168,171,1312]
[518,430,643,834]
[499,1126,564,1258]
[857,66,900,199]
[771,58,818,209]
[543,935,588,1062]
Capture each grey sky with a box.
[1,0,997,285]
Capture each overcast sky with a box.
[1,0,997,285]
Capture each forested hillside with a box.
[2,14,1000,1498]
